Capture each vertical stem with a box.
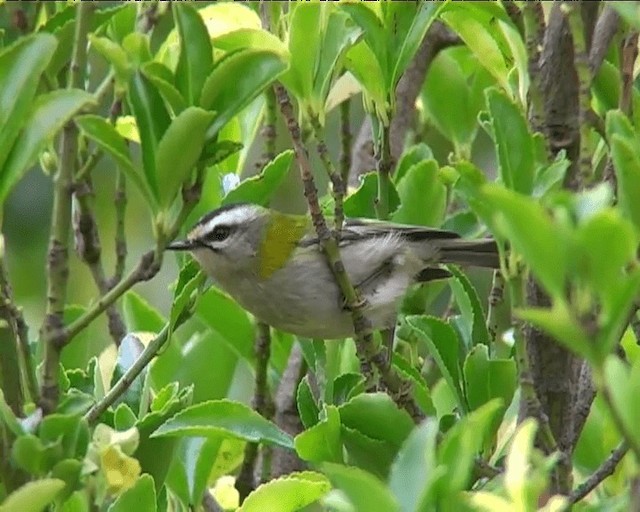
[375,123,393,220]
[564,4,593,185]
[40,3,93,413]
[309,115,345,234]
[339,99,352,187]
[522,2,546,132]
[113,169,128,285]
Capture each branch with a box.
[275,83,424,422]
[112,168,128,285]
[569,442,629,504]
[40,2,94,414]
[73,178,126,345]
[236,323,273,502]
[84,324,170,424]
[589,6,620,75]
[339,99,352,186]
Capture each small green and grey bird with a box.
[167,203,498,339]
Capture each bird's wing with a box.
[298,217,460,247]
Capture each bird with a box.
[167,203,499,339]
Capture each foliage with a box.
[0,2,638,512]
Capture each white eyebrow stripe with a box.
[188,204,260,240]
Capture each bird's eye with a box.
[209,225,231,242]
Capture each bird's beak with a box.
[166,239,194,251]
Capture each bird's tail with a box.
[439,239,500,269]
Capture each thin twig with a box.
[589,7,620,76]
[564,4,593,185]
[40,3,94,414]
[0,237,38,405]
[522,2,546,133]
[599,381,640,461]
[339,99,352,186]
[112,169,128,285]
[236,323,273,502]
[84,325,170,424]
[374,123,393,220]
[201,490,224,512]
[274,83,424,422]
[73,178,127,344]
[486,270,507,347]
[569,442,629,504]
[309,115,345,234]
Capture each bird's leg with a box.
[381,326,396,367]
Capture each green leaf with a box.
[603,355,640,451]
[340,427,397,479]
[480,184,569,299]
[0,479,65,512]
[448,266,490,347]
[107,474,156,512]
[222,150,293,206]
[338,393,414,449]
[110,334,147,416]
[485,88,535,194]
[114,404,137,430]
[440,5,512,93]
[238,472,331,512]
[127,71,172,199]
[422,49,477,155]
[388,419,439,512]
[11,435,47,475]
[169,259,207,329]
[39,414,89,460]
[286,3,323,101]
[608,119,640,233]
[0,389,24,436]
[0,34,57,174]
[75,115,155,210]
[297,376,320,429]
[0,89,95,204]
[89,35,131,88]
[195,287,254,364]
[344,42,387,122]
[295,405,343,464]
[332,373,365,406]
[123,291,166,333]
[322,463,401,512]
[393,143,433,183]
[173,3,213,105]
[141,62,187,115]
[155,107,216,208]
[464,345,516,414]
[151,400,294,448]
[404,316,466,412]
[200,49,288,138]
[392,160,446,227]
[517,303,593,363]
[388,1,439,87]
[344,173,400,219]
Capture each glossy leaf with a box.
[0,479,65,512]
[200,49,288,138]
[0,34,57,173]
[108,474,156,512]
[297,376,320,429]
[480,185,569,299]
[404,316,465,411]
[344,173,400,219]
[486,88,535,194]
[141,62,187,115]
[448,266,490,347]
[338,393,414,449]
[323,463,401,512]
[392,160,446,227]
[0,89,95,205]
[295,405,342,463]
[608,111,640,234]
[464,344,516,415]
[151,399,294,448]
[222,150,293,206]
[603,356,640,451]
[388,419,440,512]
[155,107,215,208]
[109,334,147,416]
[75,115,155,209]
[239,472,330,512]
[89,35,131,87]
[173,3,213,105]
[123,291,166,333]
[127,71,172,199]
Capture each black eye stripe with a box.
[207,224,232,243]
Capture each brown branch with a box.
[339,99,352,186]
[112,169,128,285]
[73,179,127,345]
[202,490,224,512]
[589,6,620,76]
[40,3,94,414]
[236,322,273,501]
[349,21,461,184]
[570,442,628,503]
[275,83,424,422]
